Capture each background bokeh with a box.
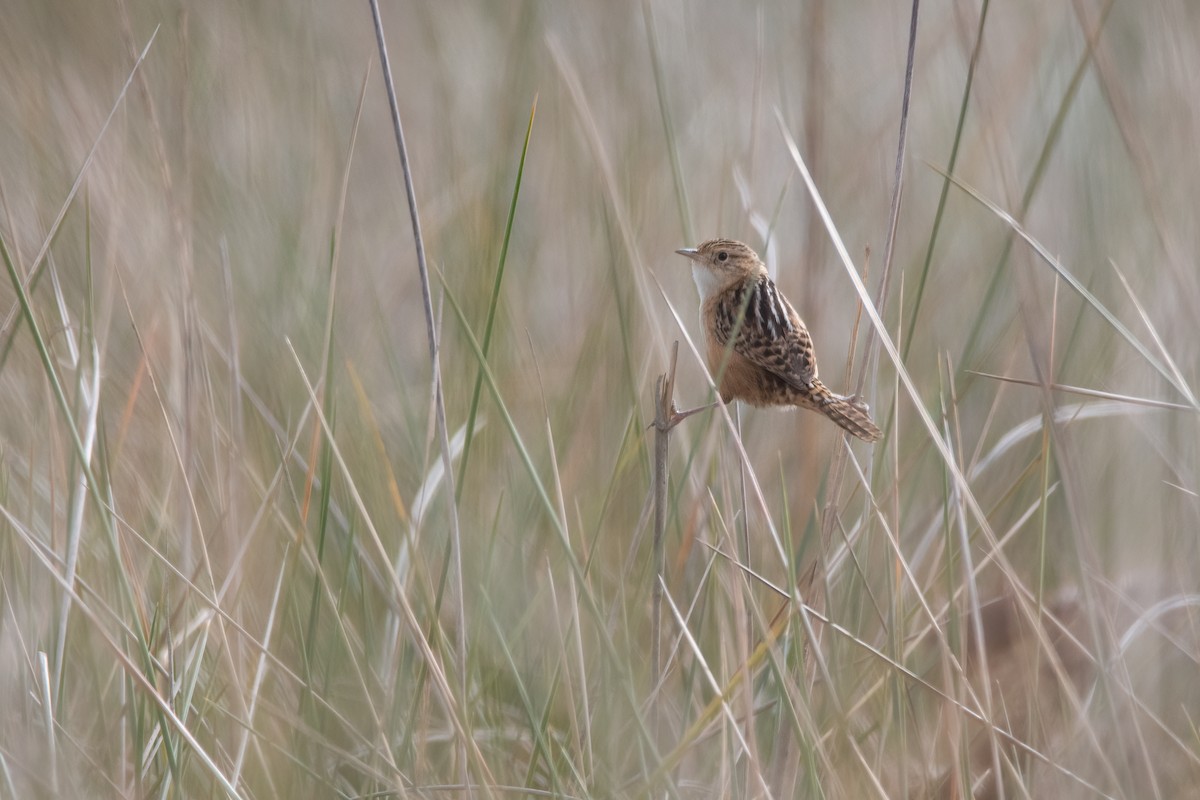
[2,1,1198,797]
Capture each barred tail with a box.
[813,381,882,442]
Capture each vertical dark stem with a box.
[736,404,749,569]
[366,1,468,791]
[651,341,680,686]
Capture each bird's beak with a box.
[675,247,700,261]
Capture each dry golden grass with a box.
[1,1,1199,797]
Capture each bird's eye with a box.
[717,251,728,262]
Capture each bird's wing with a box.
[713,275,817,389]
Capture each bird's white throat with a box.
[691,264,725,301]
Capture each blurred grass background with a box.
[2,0,1199,797]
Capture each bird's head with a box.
[675,239,765,300]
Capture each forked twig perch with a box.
[651,341,716,684]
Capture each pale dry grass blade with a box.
[379,420,478,681]
[941,167,1197,409]
[229,543,291,786]
[47,253,103,696]
[1110,259,1197,408]
[969,370,1194,412]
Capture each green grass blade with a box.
[903,0,990,360]
[456,96,538,501]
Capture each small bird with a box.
[676,239,882,442]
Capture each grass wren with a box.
[676,239,882,442]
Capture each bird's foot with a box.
[831,392,870,410]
